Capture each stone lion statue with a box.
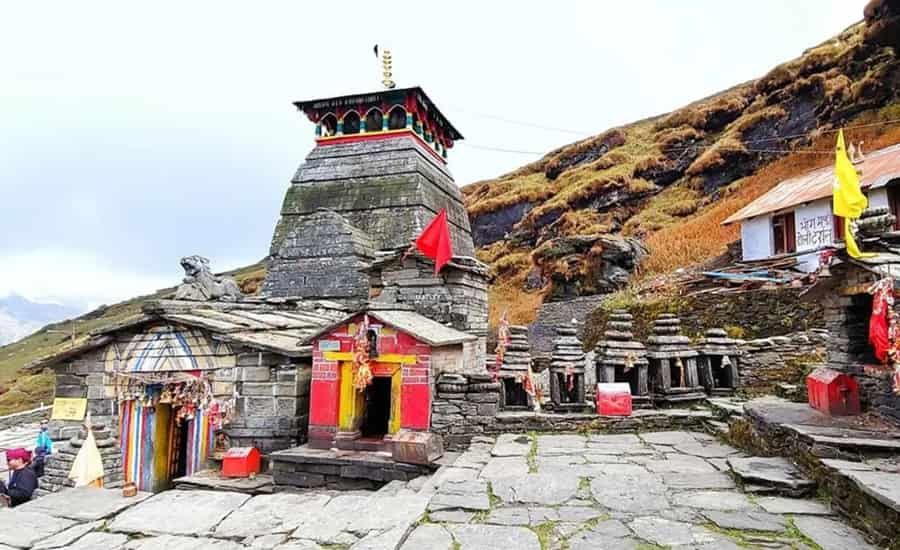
[174,255,243,302]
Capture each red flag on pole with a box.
[415,208,454,274]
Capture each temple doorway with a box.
[361,377,392,437]
[170,411,190,480]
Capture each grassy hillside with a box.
[464,20,900,327]
[0,261,266,415]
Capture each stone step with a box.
[705,420,730,436]
[706,397,746,419]
[728,456,816,497]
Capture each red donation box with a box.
[596,383,632,416]
[222,447,261,478]
[806,367,860,416]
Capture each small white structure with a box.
[724,144,900,271]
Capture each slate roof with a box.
[26,299,349,371]
[723,143,900,225]
[304,306,478,347]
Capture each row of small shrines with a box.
[495,311,741,411]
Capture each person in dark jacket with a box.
[0,448,37,507]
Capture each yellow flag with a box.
[833,129,867,218]
[833,129,873,258]
[844,222,874,259]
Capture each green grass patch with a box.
[530,520,559,550]
[784,518,824,550]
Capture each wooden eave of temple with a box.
[293,86,462,162]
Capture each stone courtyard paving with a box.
[0,431,881,549]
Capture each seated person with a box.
[31,447,47,478]
[0,448,37,507]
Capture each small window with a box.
[365,109,383,132]
[833,215,845,242]
[772,211,796,254]
[320,114,337,137]
[367,329,378,357]
[343,111,360,135]
[388,106,406,130]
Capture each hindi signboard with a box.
[51,398,87,421]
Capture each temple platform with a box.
[173,469,274,495]
[727,396,900,547]
[271,445,438,490]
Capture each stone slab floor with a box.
[0,431,880,549]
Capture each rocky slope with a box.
[466,10,900,320]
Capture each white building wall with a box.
[869,187,889,210]
[741,215,773,261]
[794,199,834,271]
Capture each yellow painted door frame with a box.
[338,361,403,435]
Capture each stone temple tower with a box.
[262,86,480,308]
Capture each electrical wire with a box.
[457,117,900,158]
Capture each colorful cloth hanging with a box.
[352,315,373,390]
[868,278,894,363]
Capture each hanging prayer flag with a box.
[352,315,374,390]
[833,129,874,258]
[415,209,454,275]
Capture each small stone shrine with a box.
[548,322,587,410]
[646,314,705,404]
[697,327,741,396]
[498,325,533,409]
[594,310,651,408]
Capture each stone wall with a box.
[528,296,606,361]
[821,264,900,423]
[41,422,122,495]
[431,374,501,451]
[431,373,711,450]
[264,136,476,299]
[0,405,50,430]
[370,254,489,372]
[585,287,826,349]
[738,330,829,392]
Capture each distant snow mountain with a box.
[0,294,83,345]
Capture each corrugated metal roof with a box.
[723,143,900,225]
[304,308,478,347]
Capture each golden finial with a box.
[374,44,396,90]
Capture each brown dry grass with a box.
[657,125,704,151]
[552,210,617,236]
[686,136,747,175]
[657,92,751,131]
[488,282,546,327]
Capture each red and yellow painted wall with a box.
[308,315,433,446]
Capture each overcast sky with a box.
[1,1,865,310]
